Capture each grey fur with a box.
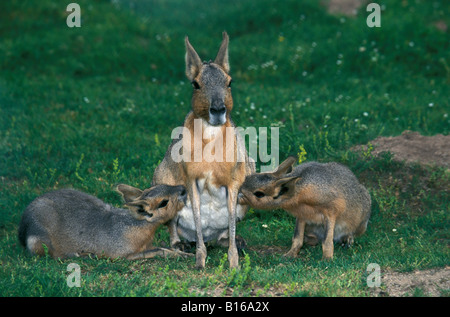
[18,185,190,260]
[239,157,371,259]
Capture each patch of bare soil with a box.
[324,0,365,16]
[371,267,450,297]
[355,130,450,168]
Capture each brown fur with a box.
[152,32,255,269]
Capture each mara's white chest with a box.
[176,175,246,242]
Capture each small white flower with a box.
[428,103,434,107]
[392,228,397,232]
[250,103,256,110]
[302,71,308,77]
[359,46,366,52]
[363,112,369,117]
[262,224,268,228]
[409,41,414,47]
[83,97,90,103]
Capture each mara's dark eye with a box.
[228,79,232,88]
[137,206,146,215]
[192,80,200,90]
[254,191,265,198]
[158,199,169,209]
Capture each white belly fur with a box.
[176,177,246,242]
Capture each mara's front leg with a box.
[167,218,181,248]
[284,218,305,257]
[189,180,207,269]
[167,219,192,252]
[322,215,336,260]
[227,186,239,269]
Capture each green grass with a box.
[0,0,449,297]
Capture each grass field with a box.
[0,0,449,297]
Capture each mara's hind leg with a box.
[216,232,247,255]
[340,234,354,248]
[304,234,320,246]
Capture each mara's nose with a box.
[209,103,226,116]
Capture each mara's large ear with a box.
[214,32,230,73]
[272,156,297,177]
[185,36,203,81]
[274,176,299,187]
[274,176,300,197]
[116,184,143,203]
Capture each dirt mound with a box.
[355,130,450,168]
[372,267,450,297]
